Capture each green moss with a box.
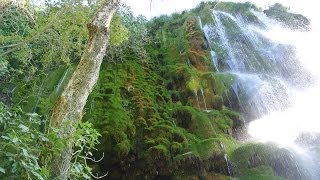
[213,73,235,96]
[218,134,240,155]
[187,77,201,92]
[231,143,276,172]
[239,166,285,180]
[146,137,171,147]
[172,105,215,138]
[115,139,131,157]
[170,105,241,159]
[190,138,221,159]
[214,2,258,16]
[171,142,183,154]
[229,143,303,179]
[222,108,241,118]
[198,4,217,25]
[208,110,233,132]
[244,165,275,176]
[80,2,262,178]
[264,3,310,31]
[148,144,170,157]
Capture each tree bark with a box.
[50,0,120,179]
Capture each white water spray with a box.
[203,2,320,178]
[243,3,320,179]
[248,7,320,149]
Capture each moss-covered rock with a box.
[238,165,285,180]
[264,3,310,31]
[214,2,260,24]
[2,1,313,179]
[231,143,306,179]
[81,1,307,179]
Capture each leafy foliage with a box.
[70,122,102,179]
[0,103,51,179]
[110,15,129,46]
[106,5,150,63]
[0,101,104,179]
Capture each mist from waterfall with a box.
[201,2,320,179]
[248,8,320,179]
[248,6,320,179]
[248,11,320,145]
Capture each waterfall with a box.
[200,88,208,111]
[205,10,312,119]
[210,50,219,72]
[202,21,220,72]
[224,154,232,176]
[55,67,71,94]
[203,6,320,179]
[211,11,240,71]
[218,141,232,176]
[196,16,203,29]
[194,90,201,109]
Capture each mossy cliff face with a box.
[230,143,307,179]
[4,2,311,179]
[84,59,240,179]
[81,2,310,179]
[263,3,310,31]
[81,4,245,179]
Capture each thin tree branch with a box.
[80,152,104,163]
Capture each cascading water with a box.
[204,10,312,118]
[200,88,208,111]
[194,90,201,109]
[247,10,320,179]
[202,4,320,179]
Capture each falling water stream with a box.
[200,88,208,111]
[194,90,201,109]
[247,11,320,179]
[200,3,320,179]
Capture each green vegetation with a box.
[238,166,285,180]
[0,1,310,179]
[214,2,259,23]
[264,3,310,30]
[231,143,306,179]
[0,102,99,179]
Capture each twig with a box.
[80,152,104,163]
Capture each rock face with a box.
[82,4,244,178]
[54,2,310,179]
[231,143,307,179]
[81,2,312,179]
[264,3,310,31]
[0,1,313,179]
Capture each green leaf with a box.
[1,136,10,140]
[12,137,19,143]
[41,136,49,142]
[73,163,82,173]
[26,113,39,117]
[110,15,129,46]
[18,124,29,132]
[22,149,29,157]
[83,174,91,179]
[31,170,45,180]
[0,167,5,173]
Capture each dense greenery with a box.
[0,1,311,179]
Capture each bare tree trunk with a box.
[50,0,120,179]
